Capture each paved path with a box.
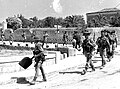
[0,47,120,89]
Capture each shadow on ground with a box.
[11,77,29,84]
[59,71,83,74]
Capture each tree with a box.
[6,16,22,31]
[18,14,32,28]
[63,15,85,28]
[72,15,85,27]
[43,17,56,28]
[29,16,39,28]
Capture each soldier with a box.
[96,30,110,68]
[21,31,26,42]
[31,31,37,43]
[81,30,96,75]
[111,30,118,48]
[1,30,5,43]
[32,38,47,84]
[63,31,68,46]
[109,30,118,59]
[105,30,114,61]
[72,39,76,48]
[9,31,14,44]
[73,31,81,49]
[42,31,49,48]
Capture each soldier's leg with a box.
[42,41,45,48]
[72,41,76,48]
[100,49,106,67]
[81,53,89,75]
[39,63,46,81]
[112,43,115,58]
[78,42,81,48]
[89,54,95,71]
[85,55,90,71]
[33,64,39,81]
[75,42,77,49]
[106,47,112,62]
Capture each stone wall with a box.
[0,28,79,44]
[87,27,120,44]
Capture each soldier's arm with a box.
[115,37,118,47]
[96,37,100,45]
[89,39,96,47]
[106,38,111,48]
[81,41,85,54]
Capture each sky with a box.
[0,0,120,22]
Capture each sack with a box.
[40,52,46,62]
[83,40,95,52]
[34,52,46,62]
[99,37,108,47]
[33,50,41,55]
[110,35,116,44]
[19,57,33,69]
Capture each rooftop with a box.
[87,8,120,14]
[99,8,120,12]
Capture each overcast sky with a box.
[0,0,120,22]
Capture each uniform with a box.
[96,30,110,67]
[32,39,47,82]
[63,31,68,46]
[81,30,95,75]
[73,32,81,49]
[42,32,49,48]
[105,30,115,61]
[21,31,26,42]
[72,39,76,48]
[9,31,13,44]
[109,30,118,58]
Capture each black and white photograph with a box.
[0,0,120,89]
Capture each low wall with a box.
[1,28,80,44]
[87,27,120,44]
[0,51,67,74]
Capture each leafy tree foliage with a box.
[6,14,86,29]
[63,15,85,28]
[42,17,56,28]
[6,16,22,31]
[18,15,32,28]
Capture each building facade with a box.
[86,8,120,27]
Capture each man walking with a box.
[42,31,49,48]
[63,31,68,46]
[104,30,113,62]
[31,38,47,84]
[110,30,118,58]
[81,30,96,75]
[96,30,110,68]
[73,31,81,49]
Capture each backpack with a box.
[110,34,116,44]
[82,39,95,52]
[99,37,108,48]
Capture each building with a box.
[86,8,120,27]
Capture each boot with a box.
[33,77,37,81]
[81,69,86,75]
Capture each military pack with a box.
[97,36,109,49]
[82,38,95,52]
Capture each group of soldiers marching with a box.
[81,29,118,75]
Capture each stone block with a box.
[68,48,77,56]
